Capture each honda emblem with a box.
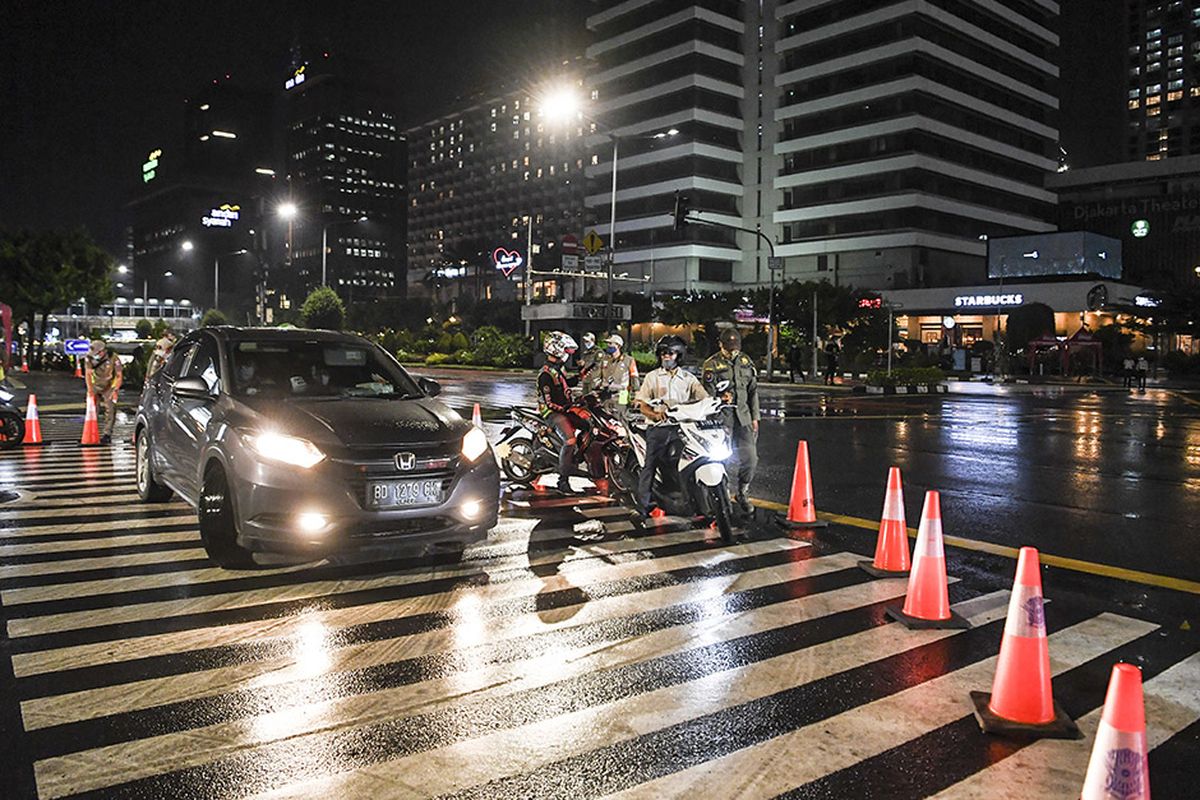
[395,452,417,471]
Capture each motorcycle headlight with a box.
[246,432,326,469]
[709,441,732,462]
[0,389,14,403]
[461,426,489,462]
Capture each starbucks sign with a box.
[1131,219,1150,238]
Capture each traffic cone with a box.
[886,491,969,629]
[22,394,44,446]
[20,355,28,373]
[969,547,1081,739]
[80,392,101,446]
[472,402,482,427]
[780,440,827,529]
[1080,663,1149,800]
[73,356,82,379]
[860,466,911,577]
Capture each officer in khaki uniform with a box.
[594,334,640,417]
[702,328,759,513]
[85,339,123,445]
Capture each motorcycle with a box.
[617,394,737,542]
[495,389,631,492]
[0,382,26,450]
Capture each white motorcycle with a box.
[614,394,737,542]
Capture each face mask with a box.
[604,346,617,355]
[660,355,677,370]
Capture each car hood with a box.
[236,395,467,449]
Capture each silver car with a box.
[134,327,499,567]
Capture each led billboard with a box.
[987,232,1122,280]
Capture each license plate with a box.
[366,479,444,509]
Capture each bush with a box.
[121,344,154,391]
[472,326,532,367]
[301,287,346,330]
[200,309,229,328]
[866,366,946,387]
[450,331,470,352]
[632,350,658,371]
[425,352,455,366]
[135,319,154,339]
[454,349,475,365]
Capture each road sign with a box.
[768,256,785,271]
[562,254,579,269]
[583,229,604,255]
[584,254,604,269]
[561,234,579,255]
[64,339,90,356]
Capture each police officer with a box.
[577,331,600,391]
[85,338,123,445]
[635,335,707,518]
[595,334,639,417]
[702,328,759,514]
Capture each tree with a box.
[655,291,742,357]
[135,319,154,339]
[0,228,113,367]
[1003,302,1055,354]
[200,309,230,328]
[301,286,346,330]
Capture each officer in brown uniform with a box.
[702,328,759,514]
[594,334,640,418]
[85,339,123,445]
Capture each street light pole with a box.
[213,256,220,311]
[607,134,619,329]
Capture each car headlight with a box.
[247,431,326,469]
[709,441,732,462]
[461,426,489,463]
[0,389,13,403]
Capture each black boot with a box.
[735,485,754,515]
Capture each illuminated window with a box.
[1148,94,1162,105]
[1148,105,1161,115]
[1168,90,1183,101]
[1130,99,1142,109]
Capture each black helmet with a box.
[719,327,742,350]
[655,335,687,363]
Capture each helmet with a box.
[543,331,578,360]
[719,327,742,350]
[654,335,687,364]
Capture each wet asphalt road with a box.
[0,370,1196,798]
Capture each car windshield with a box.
[230,339,421,399]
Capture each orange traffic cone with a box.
[970,546,1080,739]
[1081,663,1149,799]
[20,355,29,373]
[861,466,911,577]
[472,402,482,427]
[80,392,101,446]
[22,394,44,446]
[73,356,83,379]
[781,440,827,529]
[886,491,969,629]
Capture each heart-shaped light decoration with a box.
[492,248,524,277]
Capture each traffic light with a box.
[672,191,690,231]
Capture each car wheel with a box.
[135,428,173,502]
[198,463,255,569]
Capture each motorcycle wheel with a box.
[501,438,536,484]
[0,409,25,450]
[709,484,735,544]
[604,447,638,504]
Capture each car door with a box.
[149,338,196,489]
[165,333,222,503]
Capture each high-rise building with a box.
[128,79,276,321]
[281,50,406,307]
[1126,1,1200,162]
[586,0,1062,291]
[404,67,591,303]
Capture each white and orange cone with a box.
[73,356,83,379]
[780,440,827,530]
[22,394,44,446]
[80,392,100,446]
[1081,663,1149,800]
[861,466,910,577]
[970,546,1081,738]
[471,402,482,428]
[885,491,969,629]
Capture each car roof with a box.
[200,326,368,346]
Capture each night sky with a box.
[1,0,1122,256]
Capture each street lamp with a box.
[181,240,195,252]
[277,202,298,221]
[541,85,679,326]
[321,216,369,288]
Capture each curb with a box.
[857,383,948,396]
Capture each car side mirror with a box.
[173,376,213,401]
[418,377,441,397]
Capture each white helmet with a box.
[543,331,578,360]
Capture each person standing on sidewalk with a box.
[702,328,760,515]
[1135,354,1149,392]
[824,340,840,385]
[85,339,123,445]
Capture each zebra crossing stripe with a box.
[0,530,200,563]
[19,554,877,749]
[0,495,151,513]
[0,503,188,521]
[6,536,803,639]
[28,578,980,799]
[0,514,196,542]
[0,549,209,583]
[922,652,1200,799]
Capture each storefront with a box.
[879,279,1152,351]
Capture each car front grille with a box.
[331,443,460,511]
